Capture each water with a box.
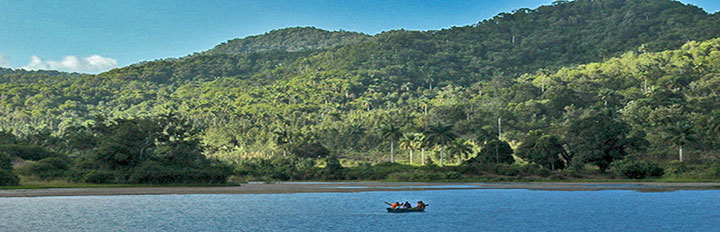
[1,189,718,231]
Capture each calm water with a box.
[1,189,719,231]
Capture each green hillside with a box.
[1,0,720,184]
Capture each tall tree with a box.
[516,133,569,170]
[665,123,696,162]
[425,123,456,167]
[399,132,423,164]
[566,109,631,171]
[447,138,473,165]
[380,123,402,163]
[472,139,514,164]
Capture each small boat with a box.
[386,207,425,213]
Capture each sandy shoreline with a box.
[1,182,719,197]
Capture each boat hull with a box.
[386,208,425,213]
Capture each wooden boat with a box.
[386,207,425,213]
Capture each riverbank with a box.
[2,182,719,197]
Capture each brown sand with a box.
[1,182,718,197]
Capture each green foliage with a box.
[610,158,664,179]
[67,114,232,184]
[206,27,369,55]
[321,155,344,180]
[566,109,633,171]
[67,169,122,184]
[3,1,720,181]
[459,162,551,177]
[516,133,569,170]
[0,130,17,144]
[662,161,720,179]
[0,144,59,161]
[16,157,71,180]
[0,152,12,170]
[235,156,319,181]
[128,162,230,184]
[287,138,330,158]
[386,170,461,181]
[471,139,514,164]
[0,169,19,186]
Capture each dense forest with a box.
[2,0,720,185]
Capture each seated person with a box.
[414,201,427,209]
[385,201,401,209]
[403,201,412,208]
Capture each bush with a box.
[16,157,71,180]
[346,162,412,180]
[385,170,461,181]
[441,171,462,179]
[66,168,123,184]
[0,144,59,161]
[386,170,439,181]
[0,152,12,170]
[518,164,552,177]
[611,159,664,179]
[128,162,231,184]
[493,164,520,176]
[662,161,720,179]
[235,156,318,181]
[0,169,19,186]
[319,155,344,180]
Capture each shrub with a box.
[663,160,688,175]
[611,159,664,179]
[128,162,231,184]
[0,152,12,170]
[16,157,71,180]
[386,170,439,181]
[66,168,123,184]
[441,171,462,179]
[84,170,121,184]
[518,164,552,177]
[0,169,19,186]
[662,161,720,179]
[355,162,411,180]
[319,156,344,180]
[0,144,59,161]
[458,162,491,176]
[493,164,520,176]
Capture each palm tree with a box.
[399,133,413,164]
[667,123,696,162]
[710,114,720,146]
[381,123,402,163]
[273,127,291,157]
[399,132,424,164]
[447,138,474,165]
[425,123,457,167]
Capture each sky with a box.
[0,0,718,74]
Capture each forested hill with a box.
[204,27,370,55]
[1,0,720,165]
[98,0,720,87]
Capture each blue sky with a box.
[0,0,718,73]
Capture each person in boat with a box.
[403,201,412,208]
[384,201,401,209]
[414,201,427,209]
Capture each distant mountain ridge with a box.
[204,27,369,55]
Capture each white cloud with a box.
[21,55,118,73]
[22,55,48,70]
[0,54,10,68]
